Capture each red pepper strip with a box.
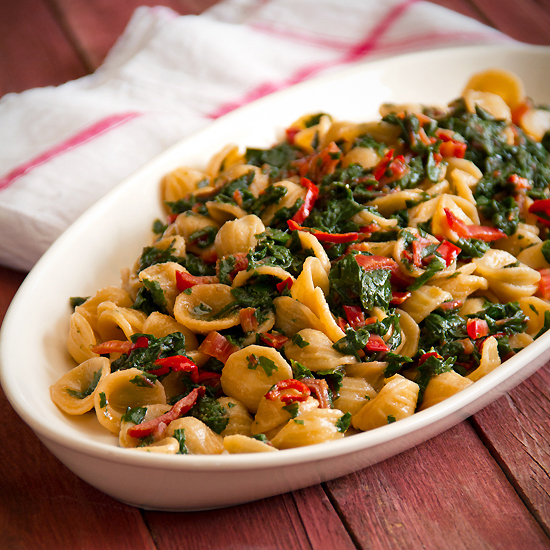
[380,155,410,185]
[260,332,289,349]
[343,305,365,328]
[301,378,330,409]
[285,126,300,144]
[354,254,414,288]
[509,174,530,190]
[337,317,348,332]
[364,334,389,352]
[411,240,425,268]
[438,299,463,312]
[435,240,461,267]
[151,355,199,382]
[276,277,293,293]
[265,379,311,404]
[418,351,442,366]
[528,199,550,226]
[538,268,550,300]
[444,209,506,242]
[292,177,319,225]
[168,213,178,224]
[198,331,239,364]
[91,335,149,355]
[467,318,490,340]
[176,270,219,291]
[127,387,205,438]
[287,220,358,243]
[373,149,394,181]
[297,142,341,179]
[91,340,133,355]
[215,252,248,282]
[239,307,259,333]
[436,129,467,158]
[390,291,411,305]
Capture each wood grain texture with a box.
[325,422,550,550]
[471,363,550,537]
[0,0,88,96]
[46,0,218,71]
[143,491,315,550]
[465,0,550,44]
[0,387,155,550]
[426,0,491,24]
[0,266,26,326]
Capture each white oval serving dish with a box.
[2,44,550,511]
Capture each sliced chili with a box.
[265,379,311,404]
[127,387,205,438]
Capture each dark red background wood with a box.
[1,1,549,548]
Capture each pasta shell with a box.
[166,417,225,455]
[419,371,473,411]
[220,345,293,413]
[50,357,110,415]
[223,435,278,453]
[283,328,356,372]
[352,374,419,431]
[94,368,166,434]
[270,408,347,449]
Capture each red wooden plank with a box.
[325,422,550,549]
[463,0,550,44]
[0,387,156,550]
[471,363,550,537]
[0,0,88,96]
[291,485,356,550]
[0,266,26,326]
[49,0,219,70]
[426,0,491,25]
[143,491,314,549]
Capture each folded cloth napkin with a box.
[0,0,512,271]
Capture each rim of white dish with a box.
[2,43,550,472]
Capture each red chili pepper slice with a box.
[435,240,461,266]
[538,268,550,300]
[176,270,219,291]
[343,305,365,328]
[292,177,319,225]
[508,174,530,190]
[260,332,289,349]
[444,208,506,242]
[265,379,311,404]
[151,355,199,382]
[91,340,133,355]
[466,318,490,340]
[528,199,550,226]
[438,299,463,312]
[285,126,300,144]
[390,291,411,305]
[364,334,389,352]
[276,277,293,293]
[198,331,239,364]
[354,254,414,288]
[373,149,394,181]
[287,220,358,243]
[239,307,259,333]
[126,387,205,438]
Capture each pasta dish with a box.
[51,69,550,455]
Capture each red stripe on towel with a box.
[207,0,418,119]
[0,111,141,191]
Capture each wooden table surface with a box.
[1,1,550,548]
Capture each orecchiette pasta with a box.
[53,70,550,456]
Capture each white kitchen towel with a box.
[0,0,511,271]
